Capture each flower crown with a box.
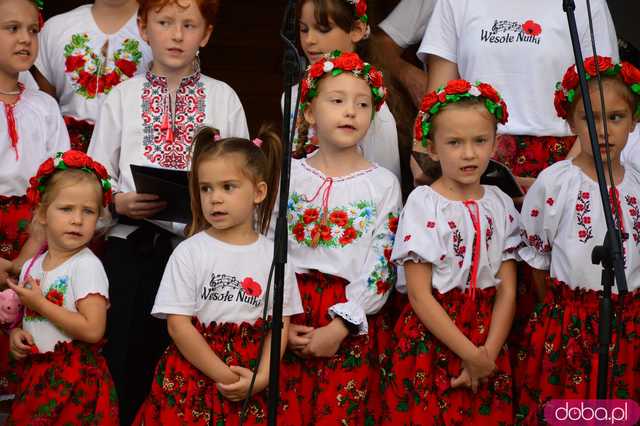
[414,80,509,147]
[554,56,640,119]
[299,50,386,113]
[346,0,368,24]
[26,151,113,207]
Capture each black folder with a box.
[130,164,191,223]
[481,160,524,198]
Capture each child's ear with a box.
[200,24,214,47]
[303,105,316,127]
[137,17,149,43]
[350,21,367,45]
[35,206,47,226]
[254,181,267,205]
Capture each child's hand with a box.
[301,318,349,358]
[9,328,35,360]
[114,192,167,220]
[454,346,495,393]
[7,276,45,313]
[217,366,265,401]
[288,323,314,356]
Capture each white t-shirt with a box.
[35,4,152,124]
[392,185,521,294]
[286,159,403,334]
[519,160,640,292]
[0,88,70,196]
[20,248,110,353]
[621,126,640,171]
[88,71,249,237]
[378,0,436,49]
[152,232,303,325]
[282,85,401,180]
[418,0,619,137]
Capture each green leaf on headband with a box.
[485,99,497,115]
[495,105,503,121]
[58,162,68,171]
[422,122,431,145]
[308,87,317,99]
[429,103,441,115]
[102,180,112,191]
[631,83,640,95]
[363,64,371,74]
[332,69,343,77]
[567,89,575,103]
[37,185,46,192]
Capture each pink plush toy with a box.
[0,288,22,330]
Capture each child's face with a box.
[427,104,496,192]
[569,79,638,163]
[139,0,212,78]
[298,0,365,64]
[39,180,101,255]
[0,0,39,79]
[304,73,373,151]
[198,154,266,240]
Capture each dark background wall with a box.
[44,1,639,135]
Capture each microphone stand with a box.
[563,0,628,399]
[267,0,300,424]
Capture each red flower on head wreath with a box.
[26,150,113,207]
[299,50,387,113]
[345,0,368,24]
[413,79,509,148]
[554,55,640,119]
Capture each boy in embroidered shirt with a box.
[87,0,249,421]
[33,0,152,152]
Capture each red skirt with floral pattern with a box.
[133,318,297,426]
[383,287,513,426]
[281,270,372,426]
[64,116,94,153]
[7,340,118,425]
[0,195,32,262]
[515,279,640,425]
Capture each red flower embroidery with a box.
[339,227,357,245]
[582,192,590,199]
[578,230,587,239]
[403,235,411,242]
[65,55,86,73]
[576,204,584,212]
[241,278,262,297]
[383,247,392,261]
[115,58,137,78]
[426,220,436,229]
[375,280,390,295]
[46,289,64,306]
[530,209,539,217]
[583,216,591,224]
[388,216,399,234]
[521,20,542,36]
[546,197,555,206]
[628,197,637,205]
[448,221,456,229]
[329,210,348,227]
[319,225,332,241]
[630,209,638,217]
[303,208,319,224]
[293,223,305,241]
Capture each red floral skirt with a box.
[133,318,295,426]
[383,287,513,426]
[281,270,371,426]
[494,134,577,179]
[7,340,118,425]
[515,279,640,424]
[0,195,32,262]
[64,116,95,153]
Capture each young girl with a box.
[516,56,640,423]
[34,0,152,152]
[280,50,402,425]
[6,150,118,425]
[286,0,402,180]
[384,80,519,425]
[132,127,302,425]
[0,0,70,398]
[87,0,248,420]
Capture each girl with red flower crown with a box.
[32,0,152,152]
[280,50,402,425]
[87,0,249,421]
[6,150,118,425]
[286,0,402,180]
[132,127,303,425]
[515,56,640,424]
[384,80,520,425]
[0,0,70,399]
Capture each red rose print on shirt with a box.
[329,211,348,227]
[241,278,262,297]
[303,208,319,224]
[426,220,436,229]
[522,20,542,36]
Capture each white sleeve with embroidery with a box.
[518,166,565,270]
[327,177,403,335]
[87,87,123,192]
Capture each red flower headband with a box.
[299,50,386,113]
[414,80,509,147]
[554,56,640,119]
[345,0,368,24]
[27,151,113,207]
